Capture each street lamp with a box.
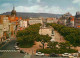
[41,40,44,49]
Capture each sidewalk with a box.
[0,38,13,49]
[24,53,31,58]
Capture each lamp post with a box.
[41,40,45,49]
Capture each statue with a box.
[42,18,47,27]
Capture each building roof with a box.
[70,16,74,21]
[77,25,80,27]
[47,18,54,20]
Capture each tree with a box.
[65,41,72,49]
[59,42,67,49]
[16,24,41,48]
[48,23,80,46]
[48,41,58,49]
[16,24,52,48]
[37,35,51,49]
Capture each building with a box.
[19,19,28,30]
[8,6,23,36]
[58,12,72,25]
[11,6,16,17]
[69,16,74,27]
[58,12,75,27]
[29,18,42,25]
[0,24,3,41]
[27,17,57,26]
[47,18,57,23]
[0,15,10,41]
[3,17,10,32]
[39,26,54,37]
[3,16,10,39]
[0,6,22,41]
[47,18,54,23]
[75,12,80,28]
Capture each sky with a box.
[0,0,80,15]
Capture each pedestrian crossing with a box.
[0,50,20,52]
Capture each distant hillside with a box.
[1,12,62,19]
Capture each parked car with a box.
[73,53,78,57]
[14,46,20,50]
[69,56,74,58]
[16,47,19,50]
[49,53,59,57]
[62,53,71,57]
[16,42,19,46]
[36,52,44,56]
[14,46,18,48]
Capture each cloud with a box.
[72,0,80,6]
[73,0,80,3]
[1,3,12,8]
[0,3,12,14]
[0,2,78,15]
[37,0,41,3]
[66,7,78,15]
[15,5,77,15]
[15,5,63,14]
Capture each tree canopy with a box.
[16,24,51,48]
[48,23,80,46]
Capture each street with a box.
[30,55,65,58]
[0,39,25,58]
[0,39,49,58]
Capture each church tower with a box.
[11,6,16,17]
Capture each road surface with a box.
[0,39,25,58]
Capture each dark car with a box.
[20,50,26,54]
[15,42,19,46]
[49,53,59,57]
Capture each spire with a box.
[13,4,15,10]
[11,4,16,16]
[13,6,15,10]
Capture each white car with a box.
[14,46,18,48]
[69,56,74,58]
[62,53,71,57]
[14,46,20,50]
[15,47,20,50]
[36,52,44,56]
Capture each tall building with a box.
[11,6,16,17]
[75,11,80,28]
[0,15,10,41]
[75,11,80,19]
[58,12,75,27]
[58,12,72,26]
[0,24,3,41]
